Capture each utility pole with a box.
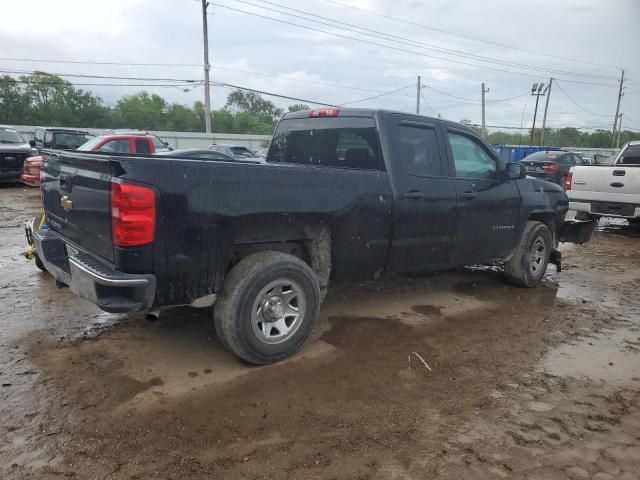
[201,0,212,134]
[611,69,624,147]
[539,78,553,146]
[416,76,421,115]
[481,83,489,139]
[616,113,623,148]
[529,82,545,146]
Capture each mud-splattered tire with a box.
[214,251,321,365]
[504,221,552,288]
[34,254,46,272]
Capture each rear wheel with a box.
[504,221,553,287]
[214,251,321,365]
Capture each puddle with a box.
[540,326,640,387]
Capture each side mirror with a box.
[29,140,36,148]
[506,162,526,180]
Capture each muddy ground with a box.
[1,185,639,480]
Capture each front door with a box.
[443,128,521,265]
[389,114,457,273]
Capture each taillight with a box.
[564,172,573,191]
[309,108,340,117]
[542,163,560,172]
[111,182,156,247]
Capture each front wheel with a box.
[214,251,321,365]
[504,221,553,287]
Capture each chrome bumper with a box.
[32,223,156,313]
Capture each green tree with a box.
[113,91,168,130]
[288,103,310,112]
[225,89,283,119]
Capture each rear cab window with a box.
[135,139,152,154]
[268,116,383,171]
[620,144,640,165]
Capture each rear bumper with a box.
[31,220,156,313]
[559,219,597,244]
[570,200,640,219]
[525,171,562,185]
[20,172,40,187]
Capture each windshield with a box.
[0,128,25,144]
[54,132,93,148]
[77,136,105,151]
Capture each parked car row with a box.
[1,124,265,188]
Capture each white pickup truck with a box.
[567,140,640,224]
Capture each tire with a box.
[214,251,321,365]
[504,221,553,288]
[34,253,46,272]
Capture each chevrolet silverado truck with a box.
[567,140,640,224]
[30,108,594,364]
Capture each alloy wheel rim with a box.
[251,279,306,345]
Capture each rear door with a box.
[443,128,521,264]
[388,114,457,272]
[41,151,115,262]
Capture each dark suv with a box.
[1,125,35,184]
[32,128,94,151]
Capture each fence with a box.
[494,144,619,163]
[13,125,271,151]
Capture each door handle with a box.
[462,191,477,199]
[613,170,626,176]
[610,182,624,188]
[402,191,425,200]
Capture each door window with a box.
[447,132,497,180]
[35,129,45,142]
[396,124,443,177]
[98,139,131,153]
[135,139,151,154]
[44,131,53,146]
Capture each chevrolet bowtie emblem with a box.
[60,195,73,211]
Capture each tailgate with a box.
[571,166,640,202]
[41,151,114,262]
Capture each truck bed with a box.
[40,150,393,307]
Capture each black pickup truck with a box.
[31,108,594,364]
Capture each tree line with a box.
[0,72,307,134]
[1,72,638,146]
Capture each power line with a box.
[0,57,202,67]
[229,0,617,80]
[554,81,612,118]
[0,65,416,99]
[215,2,616,82]
[339,83,415,106]
[318,0,625,72]
[420,91,438,116]
[212,81,337,107]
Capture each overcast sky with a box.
[2,0,640,132]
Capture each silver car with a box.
[208,144,265,162]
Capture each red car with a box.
[21,155,44,187]
[21,133,159,187]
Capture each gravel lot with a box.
[1,185,639,480]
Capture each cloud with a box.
[0,0,638,130]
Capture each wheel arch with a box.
[224,215,332,294]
